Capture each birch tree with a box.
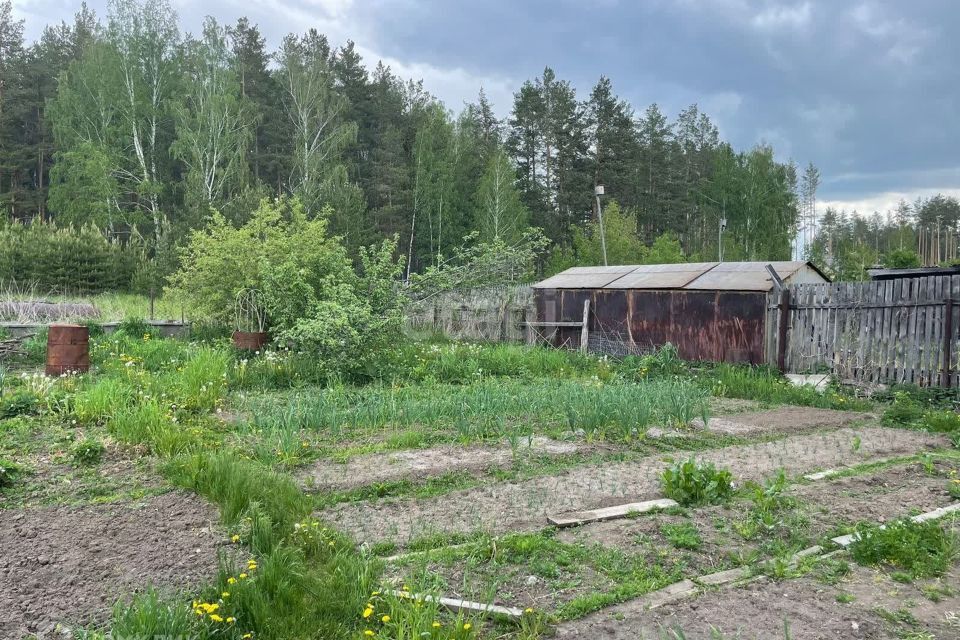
[475,148,527,243]
[172,17,251,216]
[277,30,357,214]
[107,0,179,241]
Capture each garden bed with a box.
[0,491,221,638]
[299,436,584,491]
[320,426,945,546]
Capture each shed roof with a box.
[533,261,825,292]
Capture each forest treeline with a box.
[1,0,957,285]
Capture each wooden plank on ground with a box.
[388,590,524,619]
[547,498,678,527]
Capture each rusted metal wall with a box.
[539,288,767,363]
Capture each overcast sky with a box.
[12,0,960,216]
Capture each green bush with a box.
[71,437,106,466]
[168,197,407,381]
[850,519,958,578]
[660,458,734,506]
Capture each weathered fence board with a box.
[768,275,960,387]
[405,284,534,343]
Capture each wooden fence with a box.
[405,284,534,342]
[767,275,960,387]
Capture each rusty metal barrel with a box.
[232,331,269,351]
[46,324,90,376]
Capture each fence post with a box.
[580,299,590,354]
[942,298,953,388]
[777,288,791,373]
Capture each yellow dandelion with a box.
[363,607,374,618]
[364,631,375,637]
[227,577,237,584]
[432,621,441,628]
[226,617,236,623]
[524,607,534,613]
[463,623,472,630]
[239,573,248,579]
[381,615,390,623]
[209,614,224,623]
[231,534,241,543]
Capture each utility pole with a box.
[595,184,608,266]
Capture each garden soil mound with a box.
[300,436,582,491]
[0,491,220,638]
[697,406,873,436]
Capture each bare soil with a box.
[556,576,886,639]
[556,564,960,639]
[795,458,959,531]
[321,426,944,546]
[0,491,221,638]
[299,436,582,491]
[695,406,874,437]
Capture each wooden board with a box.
[547,498,677,527]
[388,590,524,619]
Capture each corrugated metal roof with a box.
[602,263,719,289]
[533,261,823,291]
[532,265,640,289]
[684,261,807,291]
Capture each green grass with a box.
[660,522,702,550]
[850,519,959,578]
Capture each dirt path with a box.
[0,491,221,638]
[299,437,582,491]
[321,427,944,546]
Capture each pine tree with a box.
[229,17,285,191]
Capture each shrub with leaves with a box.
[849,519,958,578]
[169,197,407,380]
[660,458,734,506]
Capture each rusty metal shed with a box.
[531,261,828,363]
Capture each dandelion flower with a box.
[226,617,235,623]
[239,573,248,579]
[227,577,237,584]
[364,631,375,637]
[231,535,241,543]
[363,607,374,618]
[222,592,230,598]
[432,622,441,628]
[381,615,390,623]
[524,608,534,614]
[463,623,472,630]
[209,614,224,623]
